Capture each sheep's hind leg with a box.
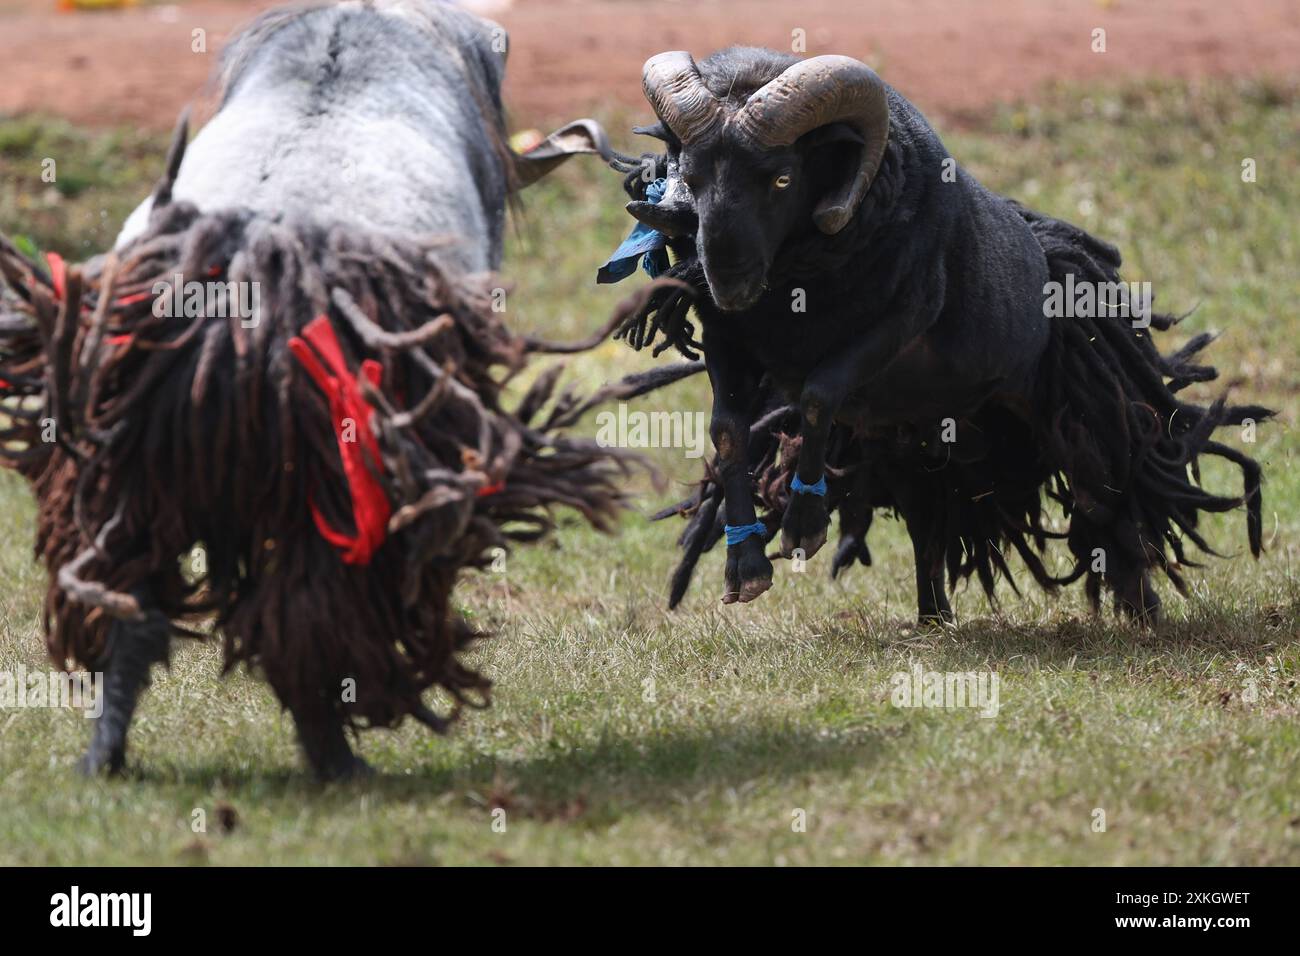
[915,562,954,626]
[1087,516,1163,626]
[903,504,954,626]
[1113,568,1162,627]
[79,603,171,776]
[289,694,373,782]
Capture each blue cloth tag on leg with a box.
[791,474,827,496]
[724,521,768,546]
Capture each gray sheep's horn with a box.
[642,51,722,145]
[735,55,890,235]
[512,119,612,190]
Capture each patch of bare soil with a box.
[0,0,1297,130]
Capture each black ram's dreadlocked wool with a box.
[0,185,699,735]
[631,180,1271,614]
[1022,204,1270,609]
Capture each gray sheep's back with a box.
[116,0,512,275]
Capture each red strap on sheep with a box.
[46,252,142,345]
[477,480,505,498]
[46,251,67,301]
[288,315,392,565]
[45,252,137,345]
[0,252,68,392]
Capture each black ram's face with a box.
[637,50,890,309]
[675,138,809,313]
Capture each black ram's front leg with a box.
[780,377,838,559]
[706,351,773,604]
[780,313,929,563]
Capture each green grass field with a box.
[0,80,1297,865]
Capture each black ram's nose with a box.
[705,265,766,312]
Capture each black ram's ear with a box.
[632,121,680,149]
[511,119,612,190]
[801,121,866,150]
[803,122,869,229]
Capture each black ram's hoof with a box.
[917,610,957,629]
[78,745,126,777]
[780,494,830,560]
[313,754,375,783]
[723,543,774,604]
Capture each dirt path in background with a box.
[0,0,1298,131]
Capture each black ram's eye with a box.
[773,174,792,190]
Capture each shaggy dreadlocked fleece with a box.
[615,157,1272,614]
[0,190,696,737]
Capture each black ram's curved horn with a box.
[641,51,722,145]
[735,55,890,234]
